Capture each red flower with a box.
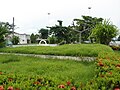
[100,74,105,78]
[33,81,40,85]
[105,57,110,60]
[98,62,104,66]
[71,86,76,90]
[109,72,112,75]
[7,86,13,90]
[116,64,120,67]
[66,81,71,86]
[116,67,120,69]
[114,88,120,90]
[8,78,13,82]
[58,84,65,88]
[0,85,4,90]
[15,88,20,90]
[0,72,2,75]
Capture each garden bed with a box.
[82,52,120,90]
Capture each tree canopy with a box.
[89,19,119,45]
[30,33,39,43]
[50,25,71,43]
[38,28,48,39]
[72,15,103,41]
[12,36,19,45]
[37,16,119,45]
[0,22,9,47]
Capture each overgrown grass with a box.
[114,50,120,56]
[0,44,113,57]
[0,54,95,85]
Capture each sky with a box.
[0,0,120,34]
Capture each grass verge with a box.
[0,44,113,57]
[0,54,95,89]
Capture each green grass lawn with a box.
[0,44,113,57]
[0,54,95,85]
[114,50,120,55]
[0,44,114,89]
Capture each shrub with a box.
[82,52,120,89]
[0,22,9,48]
[11,36,19,45]
[47,36,57,44]
[90,19,119,45]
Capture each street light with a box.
[88,7,92,16]
[47,13,50,36]
[12,17,15,37]
[88,7,91,9]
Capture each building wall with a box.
[7,32,31,44]
[19,34,28,44]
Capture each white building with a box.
[7,32,31,44]
[17,33,31,44]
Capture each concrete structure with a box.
[17,33,31,44]
[109,41,120,46]
[36,37,48,44]
[6,32,31,44]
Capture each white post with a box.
[48,13,50,37]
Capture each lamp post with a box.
[88,7,91,16]
[12,17,15,37]
[47,13,50,37]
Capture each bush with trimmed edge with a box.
[82,52,120,90]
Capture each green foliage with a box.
[82,52,120,90]
[30,33,39,43]
[0,44,113,57]
[67,26,79,43]
[90,19,119,45]
[38,28,48,39]
[11,36,19,45]
[38,16,103,44]
[50,26,71,43]
[73,16,103,41]
[0,54,95,89]
[114,51,120,57]
[0,22,9,47]
[0,44,119,89]
[47,36,57,44]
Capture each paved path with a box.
[12,44,58,47]
[0,52,96,61]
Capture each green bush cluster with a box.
[0,72,57,90]
[0,72,89,90]
[82,52,120,90]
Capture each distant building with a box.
[6,32,31,44]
